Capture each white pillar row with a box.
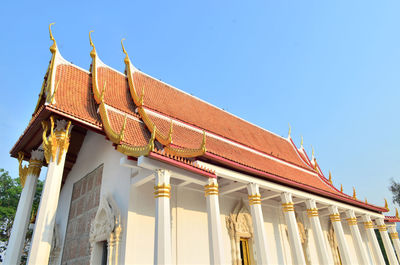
[376,218,399,265]
[4,150,44,265]
[154,169,172,265]
[247,183,270,265]
[281,192,306,265]
[328,206,352,265]
[345,210,371,265]
[205,178,226,265]
[362,215,386,265]
[28,118,72,265]
[387,224,400,261]
[305,199,334,265]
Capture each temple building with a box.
[4,24,400,265]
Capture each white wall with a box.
[54,131,131,264]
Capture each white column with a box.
[247,183,270,265]
[345,210,371,265]
[388,224,400,261]
[362,215,386,265]
[305,199,334,265]
[28,118,71,265]
[328,206,352,265]
[205,178,225,265]
[281,192,306,265]
[376,218,399,265]
[4,150,44,265]
[154,169,172,265]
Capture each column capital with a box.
[328,206,341,222]
[204,178,218,197]
[280,192,293,204]
[375,219,387,231]
[247,183,260,195]
[154,169,171,198]
[155,169,171,183]
[345,210,358,226]
[305,199,317,209]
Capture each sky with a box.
[0,1,399,215]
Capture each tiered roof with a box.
[11,26,388,213]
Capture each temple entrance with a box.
[239,238,251,265]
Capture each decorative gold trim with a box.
[204,182,218,197]
[396,208,399,219]
[98,82,127,144]
[282,202,294,212]
[116,125,156,157]
[378,225,387,232]
[384,198,390,211]
[248,194,261,205]
[330,214,341,222]
[42,116,71,164]
[364,221,374,229]
[390,232,399,239]
[154,183,171,198]
[136,106,171,146]
[340,184,343,193]
[328,171,332,184]
[18,152,28,187]
[307,208,319,217]
[164,131,207,158]
[89,30,102,104]
[353,187,357,199]
[347,218,358,226]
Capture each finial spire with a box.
[89,30,95,48]
[288,123,291,138]
[340,184,343,192]
[385,198,389,211]
[365,197,368,204]
[121,38,127,56]
[396,208,399,219]
[300,136,303,148]
[353,187,357,199]
[328,171,332,184]
[311,146,315,158]
[49,23,57,53]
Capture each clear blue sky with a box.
[0,1,399,214]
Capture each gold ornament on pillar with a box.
[41,116,71,164]
[18,152,28,187]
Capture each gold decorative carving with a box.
[390,232,399,239]
[248,194,261,205]
[89,30,102,104]
[116,125,156,157]
[164,131,207,158]
[306,208,318,217]
[385,198,390,211]
[346,217,358,226]
[353,187,357,199]
[396,208,399,219]
[328,171,332,184]
[282,202,294,212]
[17,151,43,188]
[378,225,387,232]
[42,116,71,164]
[98,82,127,144]
[329,214,341,223]
[364,221,374,229]
[204,181,219,197]
[154,183,171,198]
[340,184,343,193]
[18,152,28,187]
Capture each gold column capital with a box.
[282,202,294,212]
[390,232,399,239]
[248,194,261,205]
[18,150,44,188]
[154,183,171,198]
[330,213,341,222]
[364,221,374,229]
[204,181,218,197]
[377,224,387,232]
[346,217,358,226]
[306,208,318,217]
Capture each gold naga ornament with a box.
[41,116,71,165]
[384,198,390,211]
[17,152,43,188]
[116,125,156,157]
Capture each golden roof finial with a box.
[396,208,399,219]
[121,38,128,56]
[288,123,291,138]
[365,197,368,204]
[89,30,96,58]
[328,171,332,184]
[311,145,315,159]
[353,187,357,199]
[385,198,389,211]
[340,184,343,192]
[49,23,57,53]
[300,136,303,148]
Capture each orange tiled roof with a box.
[22,43,387,213]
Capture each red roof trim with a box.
[203,151,387,213]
